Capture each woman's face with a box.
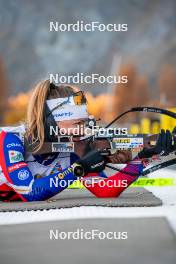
[57,118,86,140]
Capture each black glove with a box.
[172,127,176,152]
[138,129,174,159]
[75,149,106,176]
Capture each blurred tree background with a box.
[0,58,9,124]
[2,62,176,126]
[0,0,175,128]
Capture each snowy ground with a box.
[0,168,175,233]
[0,168,175,264]
[145,168,176,205]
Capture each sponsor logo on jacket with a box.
[8,162,27,173]
[7,143,22,148]
[8,150,24,164]
[18,170,30,180]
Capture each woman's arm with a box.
[0,131,78,201]
[82,129,176,198]
[82,157,143,198]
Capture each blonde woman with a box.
[0,80,174,201]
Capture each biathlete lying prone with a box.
[0,80,175,201]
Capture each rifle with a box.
[1,107,175,176]
[25,133,175,154]
[25,106,176,176]
[26,106,176,153]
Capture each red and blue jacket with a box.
[0,131,143,202]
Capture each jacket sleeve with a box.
[0,131,77,201]
[82,159,144,198]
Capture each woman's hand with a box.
[138,129,176,159]
[92,139,132,164]
[106,150,132,164]
[75,139,132,163]
[76,149,106,176]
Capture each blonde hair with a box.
[26,80,76,153]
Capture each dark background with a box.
[0,0,175,95]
